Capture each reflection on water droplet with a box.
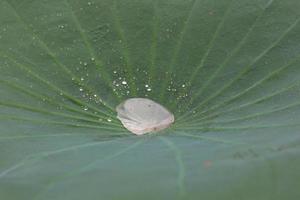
[145,84,149,88]
[146,88,152,92]
[84,107,88,111]
[107,118,112,122]
[122,81,127,85]
[79,88,83,91]
[182,84,186,88]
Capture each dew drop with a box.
[122,81,127,85]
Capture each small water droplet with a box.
[79,88,83,92]
[182,84,186,88]
[91,57,95,61]
[122,81,127,85]
[107,118,112,122]
[84,107,88,111]
[145,84,149,88]
[80,77,84,81]
[147,88,152,92]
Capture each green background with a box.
[0,0,300,199]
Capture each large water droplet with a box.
[116,98,174,135]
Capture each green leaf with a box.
[1,0,300,199]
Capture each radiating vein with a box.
[0,79,119,122]
[185,54,300,123]
[0,52,116,120]
[177,122,300,132]
[64,0,121,100]
[147,0,159,88]
[177,54,300,125]
[110,0,137,96]
[169,0,236,110]
[175,0,274,116]
[33,139,145,200]
[190,81,300,124]
[3,0,116,112]
[188,2,232,84]
[0,133,88,141]
[0,101,122,127]
[175,132,247,145]
[160,136,186,197]
[178,15,300,123]
[158,0,197,101]
[0,115,125,132]
[0,138,133,179]
[190,0,274,91]
[187,101,300,127]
